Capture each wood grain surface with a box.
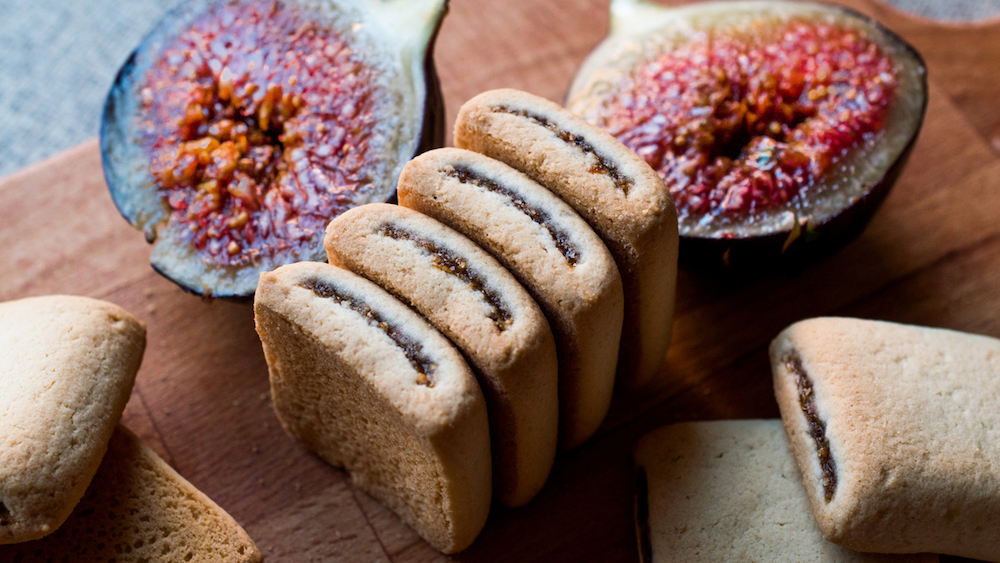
[2,0,999,560]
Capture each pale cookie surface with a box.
[0,295,145,544]
[255,261,491,553]
[0,425,262,562]
[771,317,1000,560]
[454,88,678,388]
[635,419,936,563]
[325,203,558,507]
[397,147,624,448]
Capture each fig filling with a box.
[443,165,581,265]
[0,501,9,526]
[595,20,898,227]
[299,277,436,386]
[377,223,514,331]
[785,353,837,502]
[491,105,634,194]
[140,0,389,268]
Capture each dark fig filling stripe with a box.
[377,223,514,331]
[299,277,436,387]
[786,353,837,502]
[444,164,581,265]
[491,105,634,195]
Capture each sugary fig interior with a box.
[571,5,925,238]
[137,0,405,268]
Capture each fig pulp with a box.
[567,0,927,269]
[101,0,447,297]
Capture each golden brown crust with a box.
[454,88,678,388]
[324,204,558,506]
[0,295,145,544]
[0,425,261,562]
[255,262,492,552]
[397,148,624,448]
[771,317,1000,560]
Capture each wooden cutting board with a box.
[2,0,999,560]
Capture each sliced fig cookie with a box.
[0,295,145,544]
[454,88,678,388]
[397,148,624,448]
[0,425,262,562]
[634,420,934,563]
[567,0,927,268]
[771,317,1000,560]
[101,0,448,298]
[254,262,491,553]
[324,203,558,507]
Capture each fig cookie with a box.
[324,203,558,507]
[455,88,678,388]
[0,295,145,544]
[396,147,624,448]
[254,261,491,553]
[0,426,262,562]
[634,419,935,563]
[771,317,1000,561]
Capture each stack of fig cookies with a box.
[0,295,261,562]
[253,88,680,553]
[636,317,1000,562]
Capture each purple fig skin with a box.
[100,0,448,299]
[568,1,928,273]
[681,112,923,273]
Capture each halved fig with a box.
[101,0,446,297]
[567,0,927,269]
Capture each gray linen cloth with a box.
[1,0,997,178]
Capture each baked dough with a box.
[396,147,623,448]
[0,425,261,562]
[772,317,1000,560]
[634,419,935,562]
[0,295,145,544]
[325,203,558,506]
[454,88,678,388]
[255,261,491,552]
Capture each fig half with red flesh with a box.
[101,0,447,297]
[567,0,927,269]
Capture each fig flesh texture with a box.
[567,0,927,269]
[101,0,447,298]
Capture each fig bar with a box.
[397,148,624,449]
[325,203,558,506]
[568,0,927,268]
[254,261,491,553]
[455,89,679,388]
[771,317,1000,560]
[0,296,145,544]
[101,0,446,298]
[0,426,262,562]
[634,420,934,562]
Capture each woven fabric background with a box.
[1,0,997,178]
